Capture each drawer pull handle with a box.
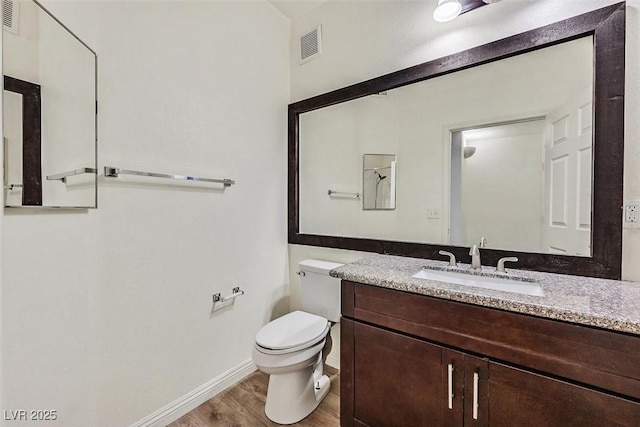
[447,364,454,410]
[473,372,479,420]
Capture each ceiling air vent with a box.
[300,25,322,64]
[2,0,19,35]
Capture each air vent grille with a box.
[300,25,322,64]
[2,0,19,35]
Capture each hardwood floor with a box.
[169,366,340,427]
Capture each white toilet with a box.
[252,259,343,424]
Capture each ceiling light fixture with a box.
[433,0,492,23]
[433,0,462,23]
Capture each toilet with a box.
[252,259,343,424]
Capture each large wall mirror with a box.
[289,3,625,279]
[3,0,97,208]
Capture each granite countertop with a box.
[330,255,640,336]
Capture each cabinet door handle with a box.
[447,364,454,409]
[472,372,479,420]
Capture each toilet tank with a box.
[298,259,344,322]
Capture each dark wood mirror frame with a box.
[288,3,625,279]
[4,75,43,206]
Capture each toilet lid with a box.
[256,311,329,351]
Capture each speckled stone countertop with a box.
[330,255,640,336]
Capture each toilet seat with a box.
[255,311,330,355]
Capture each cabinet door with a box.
[488,362,640,426]
[351,321,455,427]
[442,349,465,427]
[464,355,489,427]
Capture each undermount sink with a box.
[412,268,545,297]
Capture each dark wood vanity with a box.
[340,280,640,427]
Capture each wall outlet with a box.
[427,208,440,219]
[623,200,640,228]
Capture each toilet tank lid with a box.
[299,259,344,275]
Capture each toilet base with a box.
[264,354,330,424]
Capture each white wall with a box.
[288,0,640,341]
[1,1,289,425]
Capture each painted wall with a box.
[288,0,640,369]
[1,1,289,425]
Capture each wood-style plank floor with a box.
[168,366,340,427]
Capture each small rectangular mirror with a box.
[363,154,396,210]
[3,0,97,208]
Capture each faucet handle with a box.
[497,257,518,273]
[438,250,457,267]
[469,244,479,255]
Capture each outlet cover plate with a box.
[428,208,441,219]
[623,199,640,229]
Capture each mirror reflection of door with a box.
[542,88,592,256]
[449,108,592,256]
[450,120,546,253]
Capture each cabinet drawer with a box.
[342,280,640,401]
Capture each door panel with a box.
[488,362,640,427]
[543,88,592,256]
[442,349,465,427]
[463,355,489,427]
[353,322,447,427]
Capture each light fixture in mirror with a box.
[3,0,97,208]
[363,154,396,210]
[289,3,625,279]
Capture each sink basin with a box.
[412,268,544,297]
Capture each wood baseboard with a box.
[130,359,257,427]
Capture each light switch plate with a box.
[623,199,640,228]
[427,208,440,219]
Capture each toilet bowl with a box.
[253,310,332,424]
[252,259,343,425]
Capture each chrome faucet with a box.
[439,250,457,267]
[497,256,518,273]
[469,245,482,270]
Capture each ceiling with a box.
[269,0,492,20]
[269,0,329,20]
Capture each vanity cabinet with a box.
[340,281,640,427]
